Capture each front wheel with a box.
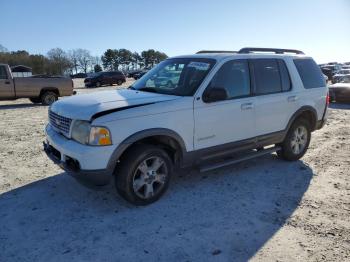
[117,80,123,86]
[115,145,173,205]
[277,118,311,161]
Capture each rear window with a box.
[252,59,282,95]
[294,59,326,89]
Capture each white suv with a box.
[44,47,328,205]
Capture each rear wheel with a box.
[115,144,173,205]
[117,80,123,86]
[95,81,101,87]
[277,118,311,161]
[41,91,58,105]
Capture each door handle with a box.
[241,102,254,110]
[5,81,10,84]
[287,96,298,102]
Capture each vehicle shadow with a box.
[0,154,313,261]
[329,102,350,110]
[0,103,43,110]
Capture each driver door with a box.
[194,59,256,150]
[0,65,15,99]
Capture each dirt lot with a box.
[0,81,349,261]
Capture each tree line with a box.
[0,44,168,76]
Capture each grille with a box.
[49,110,72,137]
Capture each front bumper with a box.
[44,124,116,185]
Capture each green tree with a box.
[141,49,168,68]
[102,49,119,71]
[94,64,102,72]
[118,48,133,71]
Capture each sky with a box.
[2,0,350,63]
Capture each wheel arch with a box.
[107,128,187,173]
[286,106,318,133]
[40,87,60,97]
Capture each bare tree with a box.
[47,48,71,75]
[74,49,92,74]
[68,49,80,74]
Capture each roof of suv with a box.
[173,47,308,62]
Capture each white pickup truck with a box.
[44,47,328,205]
[0,64,74,105]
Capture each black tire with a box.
[115,144,173,205]
[95,81,101,87]
[277,118,311,161]
[41,91,58,105]
[117,80,123,86]
[29,97,41,104]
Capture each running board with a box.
[199,146,281,172]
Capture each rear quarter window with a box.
[294,58,326,89]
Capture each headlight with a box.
[71,120,112,146]
[71,120,91,144]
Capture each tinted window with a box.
[294,58,326,89]
[0,66,8,79]
[278,60,292,91]
[208,60,250,99]
[252,59,281,95]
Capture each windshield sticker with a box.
[188,62,210,71]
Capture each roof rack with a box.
[238,47,304,55]
[196,50,237,54]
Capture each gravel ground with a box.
[0,81,349,261]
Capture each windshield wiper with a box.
[137,87,158,93]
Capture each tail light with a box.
[326,92,330,106]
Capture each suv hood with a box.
[50,89,180,121]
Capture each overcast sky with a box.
[2,0,350,63]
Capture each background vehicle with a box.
[84,71,126,87]
[133,70,148,80]
[153,71,181,88]
[126,70,142,78]
[0,63,74,105]
[44,48,328,205]
[70,73,87,79]
[332,69,350,83]
[329,77,350,103]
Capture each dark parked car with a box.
[70,73,87,79]
[133,71,148,80]
[126,70,142,78]
[84,71,126,87]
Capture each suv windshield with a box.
[130,58,216,96]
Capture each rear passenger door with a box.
[252,59,297,136]
[194,59,256,150]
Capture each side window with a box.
[294,58,326,89]
[0,66,8,79]
[208,60,250,99]
[252,59,281,95]
[278,60,292,92]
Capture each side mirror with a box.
[202,87,228,103]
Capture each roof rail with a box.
[238,47,304,55]
[196,50,237,54]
